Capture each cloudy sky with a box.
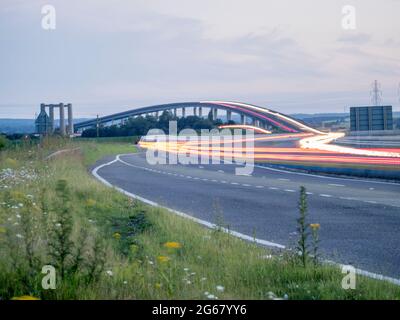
[1,0,400,118]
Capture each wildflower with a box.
[155,283,162,289]
[262,254,273,259]
[216,285,225,292]
[183,268,189,272]
[283,294,289,300]
[0,227,6,233]
[163,241,182,249]
[12,295,40,300]
[157,256,170,263]
[190,272,196,276]
[148,260,154,265]
[310,223,320,230]
[123,281,128,285]
[201,277,207,281]
[106,270,113,277]
[16,234,23,239]
[204,291,209,295]
[55,223,62,228]
[113,232,121,240]
[185,280,191,285]
[16,214,21,219]
[86,198,96,207]
[206,294,216,300]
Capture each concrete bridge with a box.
[74,101,322,134]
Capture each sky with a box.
[0,0,400,118]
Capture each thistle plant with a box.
[48,179,74,280]
[297,186,309,268]
[310,223,320,266]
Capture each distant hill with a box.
[0,118,90,134]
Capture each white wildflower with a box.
[106,270,113,276]
[216,285,224,292]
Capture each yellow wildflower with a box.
[163,241,182,249]
[310,223,320,230]
[155,283,162,289]
[86,198,96,207]
[157,256,170,263]
[12,295,40,300]
[113,232,121,240]
[0,226,6,234]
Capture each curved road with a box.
[94,151,400,279]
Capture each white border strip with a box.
[92,154,400,286]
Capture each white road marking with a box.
[256,164,400,186]
[220,181,228,184]
[93,154,400,287]
[218,170,225,173]
[199,166,204,169]
[284,189,296,193]
[242,184,251,187]
[256,186,264,188]
[231,182,239,185]
[340,196,357,201]
[320,194,332,198]
[278,178,290,181]
[269,187,278,190]
[306,192,314,195]
[328,183,345,187]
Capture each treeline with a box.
[81,110,235,138]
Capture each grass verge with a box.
[0,138,399,300]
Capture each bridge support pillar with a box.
[226,110,232,122]
[240,114,245,125]
[67,104,73,135]
[193,107,197,116]
[173,108,177,117]
[199,106,202,117]
[49,105,55,133]
[254,119,260,127]
[182,107,186,118]
[213,108,218,120]
[59,103,66,136]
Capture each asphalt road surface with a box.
[95,151,400,279]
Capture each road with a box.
[95,150,400,279]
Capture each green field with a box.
[0,138,399,300]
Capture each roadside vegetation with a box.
[0,137,399,300]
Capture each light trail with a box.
[218,124,272,134]
[139,131,400,169]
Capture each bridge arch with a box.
[74,101,321,134]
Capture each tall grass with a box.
[0,139,399,300]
